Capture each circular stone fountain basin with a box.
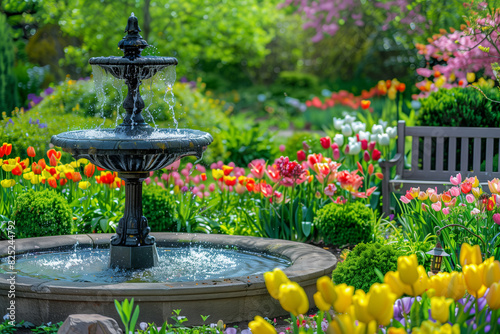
[51,128,213,172]
[0,233,336,326]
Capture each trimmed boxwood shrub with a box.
[13,189,73,238]
[417,86,500,127]
[332,242,406,292]
[142,185,178,232]
[315,201,372,245]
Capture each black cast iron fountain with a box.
[51,13,213,269]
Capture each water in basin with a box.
[1,246,290,283]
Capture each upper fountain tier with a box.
[51,13,212,173]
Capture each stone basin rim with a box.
[0,233,336,292]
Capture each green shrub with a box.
[417,86,500,127]
[332,242,406,292]
[315,201,372,245]
[0,13,19,115]
[13,189,73,238]
[142,185,178,232]
[282,131,322,158]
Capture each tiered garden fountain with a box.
[0,14,336,326]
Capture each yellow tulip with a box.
[314,291,331,312]
[404,265,429,297]
[367,283,396,326]
[384,271,407,298]
[472,187,483,198]
[212,168,224,180]
[77,158,88,165]
[327,315,353,334]
[412,321,460,334]
[464,265,487,298]
[1,179,15,188]
[398,254,419,285]
[78,181,91,190]
[317,276,337,305]
[429,272,451,297]
[460,243,482,267]
[2,164,14,172]
[430,296,453,323]
[278,281,309,316]
[483,260,500,288]
[30,175,41,185]
[355,320,377,334]
[388,86,397,100]
[248,316,276,334]
[352,289,374,324]
[446,272,466,301]
[435,75,446,88]
[387,328,406,334]
[486,282,500,310]
[333,283,354,313]
[42,169,52,179]
[263,268,290,300]
[23,171,34,180]
[467,72,476,83]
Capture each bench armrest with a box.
[379,153,403,169]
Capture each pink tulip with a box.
[400,195,411,204]
[228,162,235,167]
[431,201,442,212]
[324,184,337,196]
[466,194,475,203]
[192,175,201,184]
[471,208,480,215]
[204,191,210,197]
[493,213,500,225]
[175,179,184,187]
[149,171,154,177]
[192,186,200,194]
[195,164,206,173]
[144,177,151,185]
[166,159,181,171]
[235,183,246,194]
[449,186,460,197]
[332,148,340,160]
[363,150,370,162]
[421,203,428,212]
[450,173,462,185]
[279,144,286,152]
[154,176,159,183]
[196,192,203,199]
[210,162,218,169]
[442,207,450,215]
[161,173,169,181]
[209,183,216,192]
[157,182,164,188]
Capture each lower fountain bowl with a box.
[0,233,336,326]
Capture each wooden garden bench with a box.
[380,120,500,216]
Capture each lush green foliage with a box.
[332,242,405,292]
[0,13,19,115]
[315,201,373,245]
[417,87,500,127]
[142,185,178,232]
[13,189,72,238]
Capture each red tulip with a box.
[368,141,376,152]
[363,150,371,162]
[72,172,82,183]
[361,139,368,150]
[320,137,331,149]
[84,163,96,178]
[361,100,371,110]
[48,177,58,188]
[372,149,381,161]
[201,173,207,181]
[396,83,406,92]
[297,150,306,162]
[49,154,58,167]
[60,178,68,187]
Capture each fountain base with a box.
[109,244,159,269]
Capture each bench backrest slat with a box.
[486,138,494,173]
[448,137,457,172]
[436,137,444,171]
[397,121,500,181]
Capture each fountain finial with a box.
[118,13,148,60]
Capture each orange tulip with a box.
[49,154,58,167]
[48,177,58,188]
[72,172,83,183]
[84,163,96,178]
[60,178,68,187]
[27,146,36,157]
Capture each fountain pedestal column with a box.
[109,172,158,269]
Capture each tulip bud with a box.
[249,316,277,334]
[483,260,500,287]
[332,148,340,161]
[398,254,419,285]
[368,141,376,152]
[430,296,453,323]
[297,150,306,162]
[317,276,337,305]
[302,141,310,151]
[361,139,368,150]
[264,269,290,300]
[278,281,309,316]
[363,150,370,162]
[320,136,331,149]
[486,282,500,310]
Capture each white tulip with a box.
[333,134,344,146]
[378,119,388,129]
[386,127,397,138]
[347,142,362,155]
[351,121,366,133]
[371,124,384,135]
[378,133,390,146]
[341,124,353,137]
[370,134,379,142]
[344,115,356,124]
[358,130,370,141]
[333,118,344,130]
